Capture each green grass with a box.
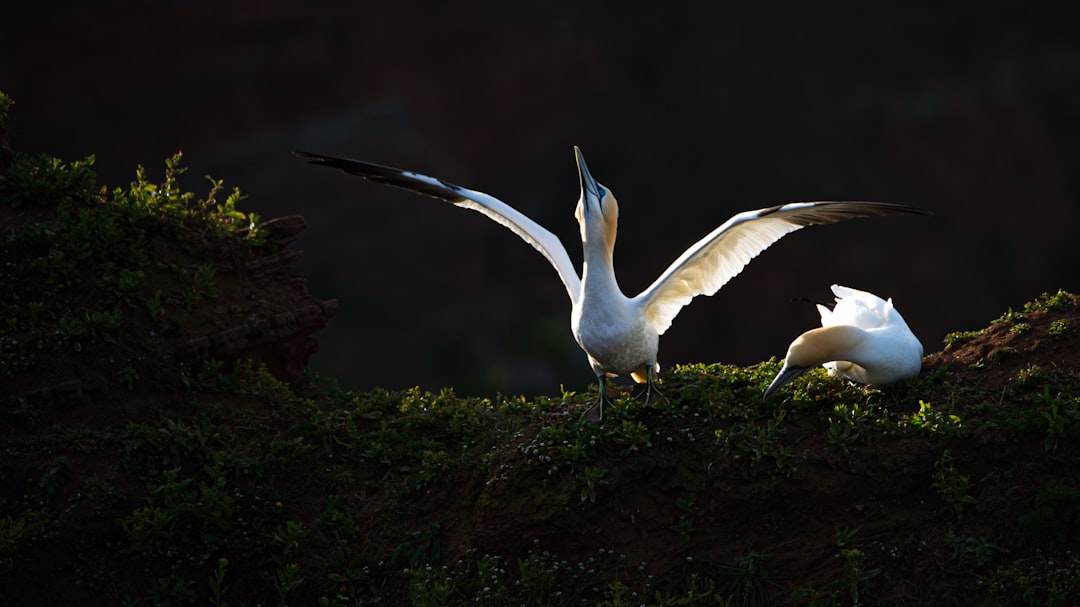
[0,109,263,383]
[4,350,1077,605]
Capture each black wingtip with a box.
[836,201,934,216]
[293,150,338,164]
[292,151,391,176]
[292,151,471,203]
[887,203,934,216]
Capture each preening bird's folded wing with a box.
[296,152,582,303]
[817,303,835,327]
[633,201,930,335]
[830,284,891,329]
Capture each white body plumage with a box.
[765,284,924,397]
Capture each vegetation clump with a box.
[1,91,335,415]
[1,149,260,379]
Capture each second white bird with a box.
[765,284,924,398]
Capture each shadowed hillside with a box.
[2,94,1079,606]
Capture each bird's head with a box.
[764,325,864,398]
[573,146,619,246]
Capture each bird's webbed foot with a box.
[632,366,669,407]
[584,376,614,422]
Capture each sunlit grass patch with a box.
[1,142,262,383]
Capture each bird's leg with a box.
[633,365,668,407]
[584,375,613,422]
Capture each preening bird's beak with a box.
[574,146,602,215]
[763,364,810,399]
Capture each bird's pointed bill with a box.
[764,364,810,399]
[574,146,602,212]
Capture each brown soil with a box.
[3,214,337,427]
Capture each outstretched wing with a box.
[633,201,930,335]
[296,151,582,303]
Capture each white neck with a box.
[580,233,622,299]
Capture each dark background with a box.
[3,1,1078,396]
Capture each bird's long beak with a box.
[574,146,602,215]
[763,364,810,399]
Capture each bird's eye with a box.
[596,186,607,199]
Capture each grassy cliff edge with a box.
[2,92,1078,606]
